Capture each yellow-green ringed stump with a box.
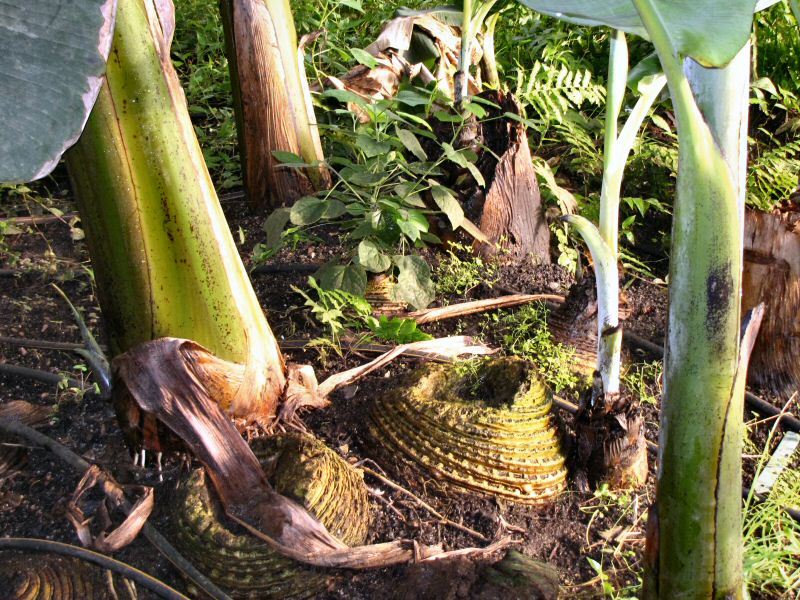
[0,553,111,599]
[369,356,567,504]
[172,433,371,599]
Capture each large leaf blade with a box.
[515,0,758,67]
[0,0,117,182]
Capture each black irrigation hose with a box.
[742,487,800,524]
[622,329,800,433]
[0,537,189,600]
[0,336,85,352]
[0,363,84,390]
[0,419,233,600]
[250,262,320,275]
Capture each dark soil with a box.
[0,175,796,599]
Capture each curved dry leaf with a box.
[114,337,510,570]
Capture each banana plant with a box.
[563,36,666,397]
[516,0,768,596]
[66,0,286,420]
[455,0,498,107]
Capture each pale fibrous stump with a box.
[742,206,800,395]
[369,356,568,504]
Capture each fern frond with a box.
[748,137,800,210]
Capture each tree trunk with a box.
[742,205,800,395]
[66,0,286,420]
[472,90,551,262]
[218,0,330,209]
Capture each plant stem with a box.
[66,0,285,418]
[632,0,747,597]
[599,29,628,255]
[456,0,474,107]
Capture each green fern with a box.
[748,135,800,211]
[514,61,606,130]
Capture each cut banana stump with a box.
[0,553,120,600]
[369,356,568,504]
[172,433,371,599]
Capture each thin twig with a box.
[0,537,188,600]
[0,212,78,225]
[407,294,566,325]
[0,418,232,600]
[368,487,406,521]
[361,466,489,542]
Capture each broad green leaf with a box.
[396,89,432,107]
[263,208,290,249]
[290,196,327,225]
[370,315,433,343]
[322,199,347,219]
[272,150,305,164]
[515,0,758,67]
[395,127,428,161]
[442,143,485,187]
[792,0,800,22]
[356,134,392,157]
[393,255,435,309]
[322,88,370,110]
[339,0,364,11]
[317,263,368,296]
[351,47,379,68]
[0,0,117,182]
[627,53,662,94]
[429,182,464,229]
[358,240,392,273]
[397,208,430,243]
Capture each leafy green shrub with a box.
[293,277,431,343]
[486,303,579,393]
[264,86,489,308]
[434,241,499,298]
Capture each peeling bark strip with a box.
[712,303,764,596]
[472,91,550,262]
[113,338,511,569]
[220,0,329,208]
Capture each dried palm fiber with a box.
[171,433,370,599]
[0,552,116,599]
[365,274,407,315]
[548,278,631,378]
[742,206,800,395]
[0,401,53,482]
[369,356,567,504]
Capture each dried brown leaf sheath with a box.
[114,337,509,568]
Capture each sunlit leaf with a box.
[0,0,117,182]
[516,0,759,67]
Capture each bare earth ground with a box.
[0,176,794,598]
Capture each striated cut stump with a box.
[369,356,567,504]
[399,549,559,600]
[471,91,551,263]
[572,373,648,491]
[0,552,118,599]
[171,433,371,599]
[742,206,800,395]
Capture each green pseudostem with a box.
[632,0,745,597]
[66,0,285,418]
